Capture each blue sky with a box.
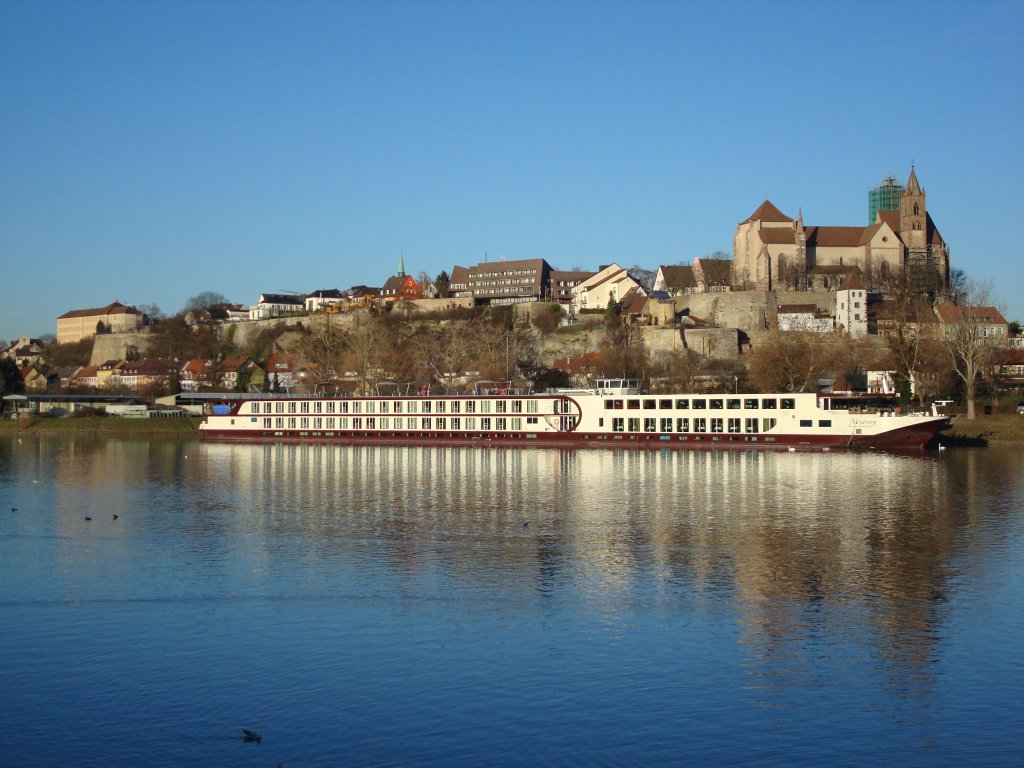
[2,0,1022,340]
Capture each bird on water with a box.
[242,728,262,743]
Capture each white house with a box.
[572,264,644,313]
[249,293,306,320]
[305,289,346,313]
[835,272,868,338]
[777,304,834,333]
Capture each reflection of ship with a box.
[199,379,947,450]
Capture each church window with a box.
[914,203,919,215]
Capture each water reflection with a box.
[2,436,1022,765]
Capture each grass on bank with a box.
[0,416,203,436]
[940,413,1024,445]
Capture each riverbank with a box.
[939,413,1024,445]
[0,416,202,436]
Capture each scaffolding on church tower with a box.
[868,176,903,225]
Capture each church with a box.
[731,168,949,294]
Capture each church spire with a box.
[398,250,406,277]
[905,165,922,195]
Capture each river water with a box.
[1,436,1022,767]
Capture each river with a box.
[1,436,1022,766]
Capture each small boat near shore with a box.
[198,379,948,451]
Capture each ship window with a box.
[407,401,418,414]
[819,420,832,427]
[527,401,537,413]
[288,417,296,428]
[275,417,284,428]
[745,418,758,433]
[437,417,447,429]
[264,418,272,428]
[466,417,477,429]
[422,401,431,413]
[693,399,707,409]
[466,401,475,413]
[781,399,796,409]
[800,419,812,427]
[326,417,335,429]
[627,399,640,409]
[644,418,656,432]
[300,402,309,413]
[512,417,521,430]
[762,398,776,409]
[496,417,506,431]
[659,399,672,409]
[452,417,461,429]
[326,402,335,414]
[340,402,349,413]
[677,418,689,432]
[744,399,758,409]
[380,417,389,429]
[676,399,689,409]
[762,418,777,431]
[264,403,272,413]
[421,417,431,429]
[709,399,723,409]
[628,418,640,432]
[275,402,284,414]
[711,418,724,432]
[481,417,491,430]
[436,401,445,413]
[451,401,460,413]
[728,418,741,433]
[643,399,656,410]
[694,418,707,432]
[661,418,673,432]
[481,401,491,413]
[352,402,361,414]
[352,417,362,429]
[497,401,507,413]
[727,399,741,410]
[288,402,296,414]
[513,401,522,413]
[379,401,389,414]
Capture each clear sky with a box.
[2,0,1022,341]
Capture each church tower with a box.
[900,166,927,252]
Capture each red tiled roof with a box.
[934,304,1007,325]
[744,200,793,223]
[57,301,141,320]
[758,228,795,245]
[658,265,697,289]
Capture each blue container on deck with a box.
[212,404,231,415]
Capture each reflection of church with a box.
[731,168,949,293]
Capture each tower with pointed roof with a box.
[397,250,406,278]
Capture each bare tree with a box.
[943,280,998,419]
[627,265,656,292]
[748,330,833,393]
[298,314,349,386]
[651,349,701,393]
[598,308,648,379]
[183,291,230,313]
